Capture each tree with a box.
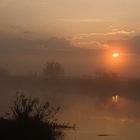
[43,62,64,79]
[10,93,60,122]
[0,93,74,140]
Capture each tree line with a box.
[0,61,119,80]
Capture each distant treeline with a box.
[0,62,140,101]
[0,72,140,101]
[0,61,119,79]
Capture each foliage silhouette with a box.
[43,62,64,79]
[0,93,74,140]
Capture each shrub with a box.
[0,93,74,140]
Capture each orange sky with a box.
[0,0,140,77]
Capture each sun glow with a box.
[113,52,119,58]
[112,95,119,103]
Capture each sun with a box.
[113,52,119,58]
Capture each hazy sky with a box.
[1,1,140,140]
[0,0,140,76]
[1,0,140,35]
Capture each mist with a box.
[0,65,140,140]
[1,0,140,140]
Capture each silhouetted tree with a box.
[9,93,60,122]
[0,93,74,140]
[43,62,64,79]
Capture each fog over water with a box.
[0,75,140,140]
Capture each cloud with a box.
[105,35,140,54]
[9,25,37,38]
[96,134,113,137]
[10,25,22,30]
[72,32,140,57]
[0,36,45,54]
[74,30,134,39]
[58,18,106,23]
[72,30,135,49]
[45,37,73,50]
[0,34,98,55]
[22,30,35,35]
[0,30,137,56]
[105,30,134,36]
